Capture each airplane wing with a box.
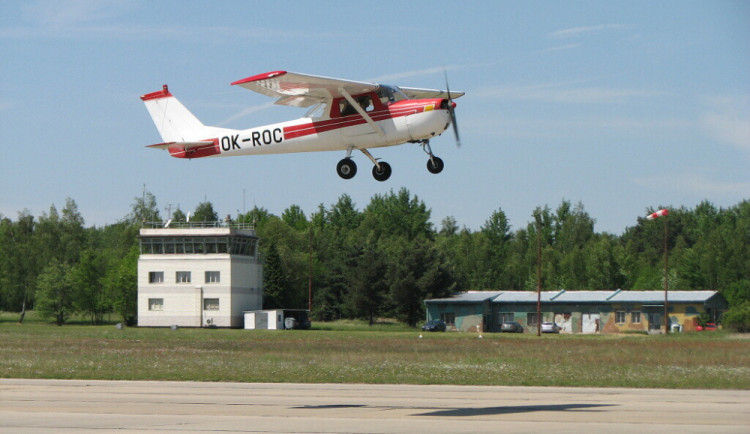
[231,71,379,108]
[398,86,465,100]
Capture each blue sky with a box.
[1,0,748,234]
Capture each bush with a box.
[722,302,750,332]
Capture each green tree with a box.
[722,301,750,332]
[70,249,108,324]
[128,191,161,224]
[328,194,362,232]
[262,242,285,309]
[106,244,139,325]
[0,212,38,315]
[171,208,187,223]
[360,188,432,241]
[60,197,86,265]
[388,237,456,326]
[193,201,219,223]
[347,242,388,325]
[35,259,73,325]
[477,208,512,289]
[281,204,308,231]
[239,205,273,230]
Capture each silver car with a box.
[541,322,560,333]
[500,321,524,333]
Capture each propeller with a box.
[444,71,461,147]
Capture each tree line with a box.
[1,190,749,328]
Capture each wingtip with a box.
[231,70,287,86]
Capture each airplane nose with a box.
[440,99,456,110]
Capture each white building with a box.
[137,223,263,328]
[244,309,311,330]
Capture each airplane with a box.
[140,70,463,181]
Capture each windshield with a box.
[377,85,408,104]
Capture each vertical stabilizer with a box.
[140,85,207,142]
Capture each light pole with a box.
[646,209,670,334]
[535,212,542,337]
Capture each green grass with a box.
[1,312,749,389]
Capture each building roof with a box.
[426,290,722,305]
[426,291,502,303]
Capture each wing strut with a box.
[339,87,385,137]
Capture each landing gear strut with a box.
[372,161,392,181]
[336,148,392,181]
[360,148,391,182]
[421,140,444,174]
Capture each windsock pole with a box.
[646,209,670,333]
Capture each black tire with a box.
[427,156,444,174]
[336,158,357,179]
[372,161,392,181]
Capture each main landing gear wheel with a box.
[372,161,392,182]
[427,156,444,174]
[336,158,357,179]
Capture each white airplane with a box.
[141,71,463,181]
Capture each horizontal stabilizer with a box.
[147,141,215,150]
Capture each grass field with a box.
[2,312,749,389]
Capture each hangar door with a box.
[554,313,573,333]
[582,313,600,333]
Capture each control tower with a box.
[137,222,262,328]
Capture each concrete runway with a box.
[2,379,749,433]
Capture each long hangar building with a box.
[425,290,727,334]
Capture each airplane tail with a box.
[140,85,211,143]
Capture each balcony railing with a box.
[141,221,255,230]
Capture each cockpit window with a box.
[304,102,325,118]
[340,95,374,116]
[377,85,408,105]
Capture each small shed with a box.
[244,309,311,330]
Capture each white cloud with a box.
[550,24,627,39]
[467,113,689,140]
[21,0,134,28]
[4,1,329,41]
[700,95,750,152]
[217,102,276,127]
[479,82,655,104]
[633,172,750,197]
[369,66,458,84]
[540,43,581,53]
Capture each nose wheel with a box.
[422,140,444,174]
[427,156,444,174]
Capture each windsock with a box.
[646,209,669,220]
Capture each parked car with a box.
[697,322,717,331]
[500,321,524,333]
[541,322,560,333]
[422,319,447,332]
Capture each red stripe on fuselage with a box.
[282,99,441,139]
